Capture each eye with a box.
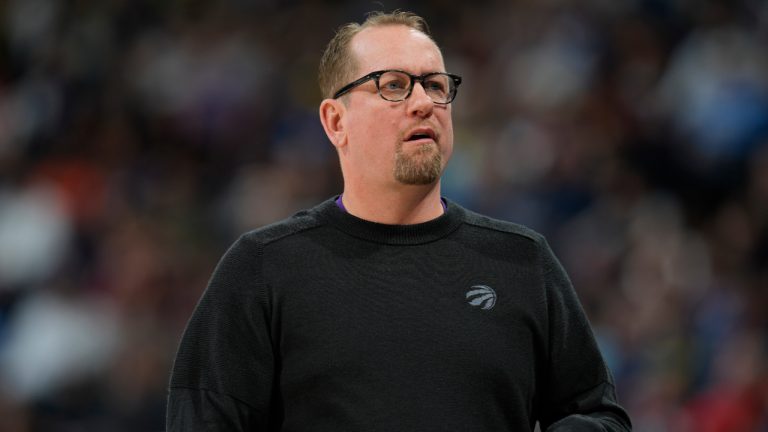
[424,78,447,94]
[381,77,408,91]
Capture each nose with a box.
[407,82,434,118]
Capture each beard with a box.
[393,141,443,185]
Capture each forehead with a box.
[349,25,445,75]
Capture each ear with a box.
[319,99,348,150]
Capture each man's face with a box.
[341,25,454,187]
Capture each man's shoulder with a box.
[455,203,544,245]
[239,207,324,247]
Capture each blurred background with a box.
[0,0,767,430]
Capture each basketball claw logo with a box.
[466,285,497,310]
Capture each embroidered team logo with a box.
[466,285,497,310]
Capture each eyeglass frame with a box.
[332,69,463,104]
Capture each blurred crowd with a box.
[0,0,767,431]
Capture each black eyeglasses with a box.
[332,69,462,104]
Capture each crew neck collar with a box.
[314,196,464,245]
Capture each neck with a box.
[341,181,444,225]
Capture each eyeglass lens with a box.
[377,71,454,103]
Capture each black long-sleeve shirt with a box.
[167,197,631,431]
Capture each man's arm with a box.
[167,236,280,431]
[537,239,631,432]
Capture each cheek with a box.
[439,113,454,159]
[443,134,454,158]
[347,110,399,163]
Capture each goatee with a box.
[393,142,442,185]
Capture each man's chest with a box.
[265,244,547,397]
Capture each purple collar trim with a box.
[335,194,347,212]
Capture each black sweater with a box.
[167,197,631,431]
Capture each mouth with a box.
[404,128,437,143]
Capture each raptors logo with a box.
[465,285,497,310]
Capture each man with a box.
[167,11,632,431]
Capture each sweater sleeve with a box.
[537,239,631,432]
[166,235,281,431]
